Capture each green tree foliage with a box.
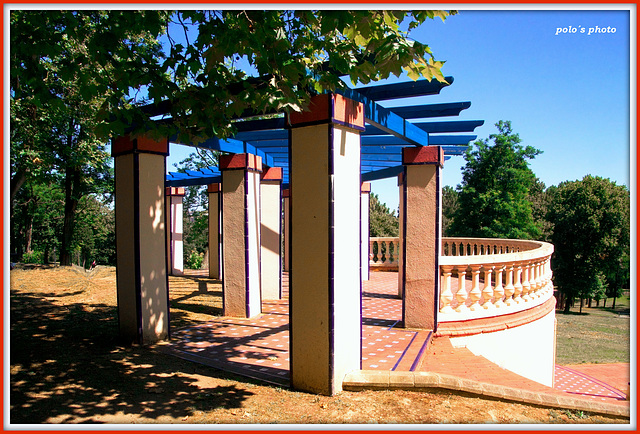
[10,10,162,264]
[548,175,630,312]
[449,121,542,240]
[142,10,456,143]
[369,194,398,237]
[528,178,553,242]
[442,185,459,236]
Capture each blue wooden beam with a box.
[336,88,428,146]
[390,102,471,119]
[170,136,275,167]
[361,135,475,147]
[233,129,287,142]
[354,77,453,101]
[232,116,286,132]
[361,166,404,182]
[166,175,222,187]
[415,120,484,133]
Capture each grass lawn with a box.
[555,293,631,365]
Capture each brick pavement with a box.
[162,270,631,417]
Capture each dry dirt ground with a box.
[9,266,630,425]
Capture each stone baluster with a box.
[533,260,542,296]
[481,265,494,309]
[369,239,375,265]
[513,263,523,304]
[494,265,506,308]
[504,264,515,306]
[455,266,469,312]
[440,266,454,313]
[521,261,532,302]
[468,265,482,311]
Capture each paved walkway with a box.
[162,271,630,415]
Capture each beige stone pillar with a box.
[397,173,405,298]
[112,135,170,344]
[401,146,444,330]
[165,187,185,276]
[220,153,262,318]
[361,182,371,282]
[282,189,290,273]
[288,93,364,395]
[260,167,283,300]
[207,183,221,280]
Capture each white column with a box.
[260,167,283,300]
[165,187,185,276]
[283,189,290,273]
[361,182,371,281]
[288,93,364,395]
[397,173,404,298]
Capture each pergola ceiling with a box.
[165,76,483,188]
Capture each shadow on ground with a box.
[10,291,254,424]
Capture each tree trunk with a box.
[579,298,584,313]
[24,214,34,253]
[60,167,80,266]
[588,297,592,308]
[603,298,607,307]
[563,296,572,313]
[612,297,617,310]
[44,246,50,264]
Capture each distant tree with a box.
[528,178,553,242]
[449,121,542,240]
[72,195,116,266]
[172,150,220,261]
[369,194,398,237]
[548,175,630,312]
[442,185,459,236]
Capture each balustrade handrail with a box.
[440,237,554,265]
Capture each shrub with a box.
[185,251,204,270]
[22,251,44,264]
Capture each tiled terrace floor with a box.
[163,271,629,409]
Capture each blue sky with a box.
[167,7,633,213]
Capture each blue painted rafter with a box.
[354,77,453,101]
[390,102,471,119]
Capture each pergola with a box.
[164,77,482,188]
[112,75,483,395]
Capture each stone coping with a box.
[342,370,630,418]
[436,296,557,337]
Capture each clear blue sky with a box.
[167,8,633,213]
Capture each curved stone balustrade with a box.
[439,237,554,321]
[369,236,555,322]
[369,237,400,269]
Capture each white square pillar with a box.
[361,182,371,282]
[112,135,170,344]
[288,93,364,395]
[282,189,290,273]
[220,153,262,318]
[397,173,405,298]
[260,167,283,300]
[165,187,185,276]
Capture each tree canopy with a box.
[10,9,457,265]
[369,193,398,237]
[548,175,630,311]
[449,121,542,240]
